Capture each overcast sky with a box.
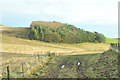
[0,0,119,38]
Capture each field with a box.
[105,37,119,43]
[2,50,118,78]
[33,49,118,78]
[1,26,118,78]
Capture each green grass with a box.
[106,37,119,43]
[2,49,118,78]
[29,49,118,78]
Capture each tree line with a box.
[29,23,105,43]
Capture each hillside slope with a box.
[2,26,30,39]
[2,26,109,54]
[86,49,118,78]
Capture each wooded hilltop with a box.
[29,21,105,43]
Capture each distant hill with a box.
[29,21,106,43]
[0,25,8,27]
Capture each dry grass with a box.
[2,34,80,54]
[1,52,49,78]
[53,43,110,51]
[30,21,63,28]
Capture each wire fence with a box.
[1,51,55,78]
[110,43,120,51]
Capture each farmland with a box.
[1,50,118,78]
[106,37,119,43]
[1,25,118,78]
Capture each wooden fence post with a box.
[118,43,120,50]
[7,66,10,80]
[38,54,40,61]
[110,43,112,48]
[34,53,36,60]
[22,63,24,78]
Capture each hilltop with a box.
[30,21,64,28]
[29,21,105,43]
[30,21,77,29]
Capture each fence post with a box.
[118,43,120,50]
[38,54,39,59]
[7,66,10,80]
[38,54,40,62]
[22,63,24,78]
[34,53,36,60]
[110,43,112,48]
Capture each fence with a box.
[1,51,55,79]
[110,43,120,51]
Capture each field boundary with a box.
[110,43,120,52]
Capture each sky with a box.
[0,0,119,38]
